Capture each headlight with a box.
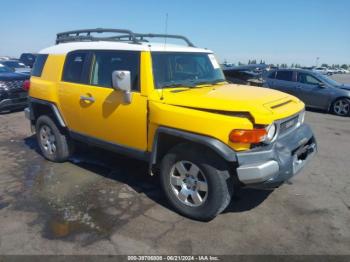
[265,123,277,142]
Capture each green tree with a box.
[341,64,348,70]
[321,63,328,68]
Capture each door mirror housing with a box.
[318,82,326,88]
[112,70,132,103]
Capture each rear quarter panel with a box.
[29,55,65,104]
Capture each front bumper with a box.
[236,123,317,189]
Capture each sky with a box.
[1,0,349,66]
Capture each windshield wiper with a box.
[193,79,227,86]
[160,83,195,89]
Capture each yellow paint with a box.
[30,50,305,153]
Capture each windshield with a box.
[314,72,341,86]
[151,52,225,88]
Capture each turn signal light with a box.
[229,129,267,144]
[23,80,30,91]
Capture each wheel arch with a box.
[29,98,67,128]
[149,126,237,174]
[329,96,350,112]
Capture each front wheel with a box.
[160,144,234,221]
[331,98,350,116]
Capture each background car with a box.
[0,64,29,112]
[19,53,37,68]
[0,60,31,75]
[313,67,332,75]
[264,68,350,116]
[0,56,12,61]
[223,68,264,86]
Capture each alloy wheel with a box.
[169,160,208,207]
[333,99,350,116]
[39,125,57,155]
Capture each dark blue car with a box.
[0,65,29,112]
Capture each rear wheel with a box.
[160,144,234,221]
[331,98,350,116]
[35,115,73,162]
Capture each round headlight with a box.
[266,123,277,142]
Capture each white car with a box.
[0,56,11,61]
[313,67,332,75]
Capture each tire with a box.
[331,98,350,116]
[160,143,234,221]
[35,115,73,162]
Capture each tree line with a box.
[228,59,350,69]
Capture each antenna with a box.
[164,13,169,48]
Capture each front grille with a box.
[5,80,25,91]
[279,115,299,135]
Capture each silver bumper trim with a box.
[24,107,31,120]
[236,160,279,184]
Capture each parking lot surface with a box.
[0,76,350,255]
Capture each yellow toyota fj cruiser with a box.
[25,28,317,221]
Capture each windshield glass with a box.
[151,52,225,88]
[314,72,341,86]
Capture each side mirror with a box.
[112,70,132,103]
[318,82,326,88]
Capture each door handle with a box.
[80,95,95,102]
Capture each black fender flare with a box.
[28,97,66,127]
[150,126,237,172]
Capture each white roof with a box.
[39,41,212,55]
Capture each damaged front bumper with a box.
[236,123,317,189]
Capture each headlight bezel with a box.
[264,123,277,143]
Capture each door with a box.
[271,70,300,97]
[296,72,330,109]
[78,50,148,151]
[58,51,90,132]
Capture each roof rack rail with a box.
[114,33,195,47]
[56,28,138,45]
[55,28,195,47]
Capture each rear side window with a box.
[31,54,48,77]
[62,52,88,83]
[276,71,293,81]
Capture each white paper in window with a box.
[208,54,220,69]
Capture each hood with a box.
[154,84,305,124]
[337,84,350,91]
[0,72,29,81]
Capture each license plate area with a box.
[292,140,316,174]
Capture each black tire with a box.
[331,98,350,116]
[35,115,73,162]
[160,143,234,221]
